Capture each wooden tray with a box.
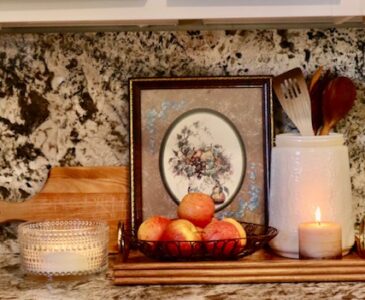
[112,249,365,285]
[0,166,129,253]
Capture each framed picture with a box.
[129,76,272,237]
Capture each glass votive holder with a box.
[18,220,109,276]
[356,216,365,258]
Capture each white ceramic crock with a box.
[269,133,354,258]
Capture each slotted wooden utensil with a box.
[273,68,314,136]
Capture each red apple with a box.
[137,216,171,241]
[177,192,215,228]
[202,219,242,257]
[160,219,202,257]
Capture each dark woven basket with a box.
[120,222,278,261]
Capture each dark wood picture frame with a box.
[129,76,273,238]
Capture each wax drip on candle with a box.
[315,207,321,226]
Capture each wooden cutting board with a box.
[0,166,129,253]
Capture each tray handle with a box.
[118,221,131,262]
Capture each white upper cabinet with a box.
[0,0,363,28]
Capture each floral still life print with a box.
[130,77,272,231]
[160,109,246,211]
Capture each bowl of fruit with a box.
[119,193,278,261]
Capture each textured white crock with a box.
[269,133,354,258]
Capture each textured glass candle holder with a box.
[356,216,365,258]
[269,133,354,258]
[18,220,109,276]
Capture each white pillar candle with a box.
[299,207,342,259]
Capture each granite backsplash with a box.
[0,28,364,242]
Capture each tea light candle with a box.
[299,207,342,259]
[41,252,89,273]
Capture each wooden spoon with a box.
[319,77,356,135]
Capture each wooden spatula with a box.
[309,67,333,135]
[273,68,314,136]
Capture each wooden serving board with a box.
[0,166,129,253]
[112,249,365,285]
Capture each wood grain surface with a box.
[0,166,129,253]
[112,249,365,285]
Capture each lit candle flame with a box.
[315,207,321,225]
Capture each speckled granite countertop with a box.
[1,252,365,300]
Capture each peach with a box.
[137,216,171,241]
[177,192,215,227]
[223,218,247,249]
[160,219,202,257]
[202,219,242,256]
